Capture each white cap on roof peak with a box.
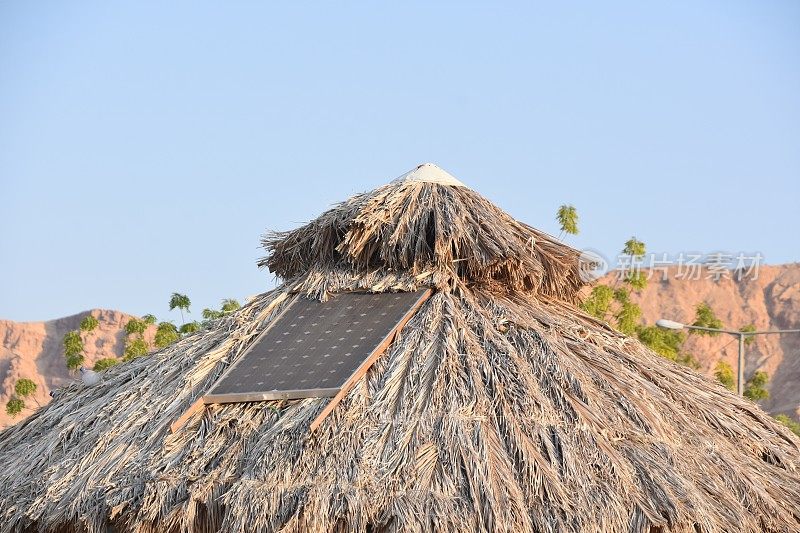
[392,163,466,187]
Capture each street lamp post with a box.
[655,319,800,396]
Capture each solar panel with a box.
[203,289,431,404]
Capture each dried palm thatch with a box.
[262,165,584,301]
[0,163,798,533]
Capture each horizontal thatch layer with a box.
[260,179,585,302]
[0,279,797,533]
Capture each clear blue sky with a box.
[1,2,798,322]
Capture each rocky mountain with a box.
[1,263,798,428]
[599,263,800,419]
[0,310,154,428]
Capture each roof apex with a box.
[391,163,466,187]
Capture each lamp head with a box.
[656,319,685,330]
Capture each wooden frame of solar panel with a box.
[202,289,432,407]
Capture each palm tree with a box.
[169,293,191,325]
[220,298,241,314]
[556,204,578,239]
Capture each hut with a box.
[0,163,798,533]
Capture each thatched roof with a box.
[0,163,798,533]
[261,163,584,301]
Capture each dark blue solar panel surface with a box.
[205,290,429,403]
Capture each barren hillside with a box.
[0,310,154,428]
[599,263,800,419]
